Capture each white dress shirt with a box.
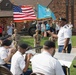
[58,25,72,45]
[56,24,60,31]
[41,23,46,31]
[0,47,9,65]
[31,51,65,75]
[10,51,25,75]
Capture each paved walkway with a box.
[70,48,76,59]
[71,48,76,53]
[56,48,76,60]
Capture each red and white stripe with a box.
[13,5,37,22]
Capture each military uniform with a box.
[58,24,72,53]
[33,34,42,53]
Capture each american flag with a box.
[13,5,37,22]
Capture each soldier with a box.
[33,30,42,53]
[11,28,20,49]
[49,35,56,43]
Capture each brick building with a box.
[49,0,76,33]
[0,0,76,33]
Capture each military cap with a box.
[59,17,67,21]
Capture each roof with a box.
[11,0,52,13]
[10,0,52,7]
[0,0,52,17]
[0,10,13,17]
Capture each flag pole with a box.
[12,0,18,50]
[12,0,16,29]
[37,0,39,21]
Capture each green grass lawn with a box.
[70,60,76,75]
[20,36,76,47]
[71,36,76,47]
[20,35,76,75]
[20,37,49,47]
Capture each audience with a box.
[0,19,74,75]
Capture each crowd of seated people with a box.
[0,35,65,75]
[0,18,74,75]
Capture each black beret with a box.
[0,37,6,41]
[19,43,28,49]
[0,35,11,41]
[44,41,55,48]
[2,39,12,46]
[59,17,67,22]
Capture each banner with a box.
[37,4,56,20]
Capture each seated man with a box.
[10,43,32,75]
[0,39,13,70]
[31,41,65,75]
[33,29,42,53]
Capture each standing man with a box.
[7,21,14,35]
[33,29,42,53]
[36,21,41,31]
[47,18,72,53]
[10,43,32,75]
[31,41,65,75]
[55,22,60,34]
[41,21,46,37]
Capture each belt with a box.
[59,45,64,47]
[59,44,71,47]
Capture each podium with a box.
[54,52,76,75]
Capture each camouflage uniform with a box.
[33,34,42,53]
